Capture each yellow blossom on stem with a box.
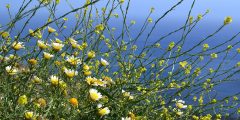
[5,66,18,75]
[37,98,47,107]
[120,0,124,4]
[31,76,42,84]
[98,107,110,116]
[37,40,48,49]
[56,0,60,4]
[100,58,109,66]
[12,41,24,50]
[175,100,187,109]
[69,38,80,48]
[87,51,96,59]
[224,16,232,25]
[167,42,175,51]
[69,98,78,107]
[83,64,90,71]
[43,52,54,60]
[179,61,188,69]
[29,29,35,37]
[64,68,78,78]
[49,75,60,86]
[1,31,10,39]
[189,16,193,24]
[48,26,56,33]
[203,44,209,51]
[24,111,34,120]
[211,53,218,59]
[52,42,64,51]
[18,95,28,105]
[89,88,102,101]
[28,58,37,65]
[84,71,92,76]
[66,55,81,65]
[197,14,202,20]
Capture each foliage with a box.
[0,0,240,119]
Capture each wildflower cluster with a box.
[0,0,239,119]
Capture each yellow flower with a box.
[31,76,42,84]
[37,98,47,107]
[24,111,34,119]
[188,16,194,24]
[69,98,78,107]
[95,24,104,34]
[100,58,109,66]
[56,0,60,4]
[55,37,62,43]
[52,42,64,51]
[179,61,188,68]
[83,64,90,71]
[122,90,130,97]
[69,38,80,48]
[158,60,165,66]
[1,31,10,39]
[211,53,218,59]
[48,26,56,33]
[203,44,209,51]
[198,96,203,105]
[5,66,18,75]
[40,0,51,4]
[29,29,35,37]
[86,77,107,87]
[84,71,92,76]
[192,115,199,120]
[176,110,183,116]
[120,0,124,4]
[28,58,37,65]
[49,75,60,86]
[35,30,42,39]
[66,55,81,65]
[59,81,67,90]
[224,16,232,25]
[102,76,113,84]
[43,52,54,59]
[64,68,78,78]
[12,41,24,50]
[87,51,96,59]
[37,40,48,49]
[55,61,61,66]
[128,112,136,120]
[86,76,96,85]
[175,100,187,109]
[89,88,102,101]
[148,18,153,23]
[98,107,110,116]
[82,42,88,49]
[167,42,175,51]
[197,14,202,20]
[18,95,28,105]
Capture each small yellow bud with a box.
[224,16,232,25]
[48,26,56,33]
[87,51,95,59]
[24,111,34,120]
[28,58,37,65]
[18,95,28,105]
[69,98,78,107]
